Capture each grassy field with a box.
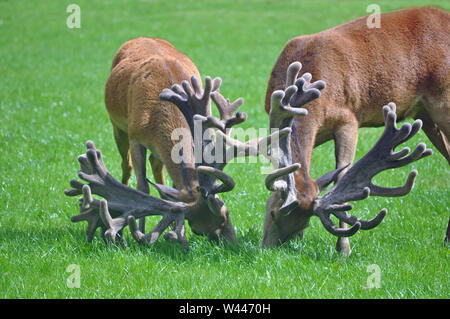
[0,0,448,299]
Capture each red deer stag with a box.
[65,37,281,246]
[260,61,432,251]
[265,7,449,254]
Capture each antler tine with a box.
[313,102,432,237]
[192,91,247,133]
[318,212,362,237]
[313,205,387,237]
[64,179,84,197]
[98,199,118,242]
[265,162,302,216]
[65,141,190,248]
[286,61,302,87]
[289,72,326,108]
[281,60,326,110]
[269,87,308,130]
[208,91,247,132]
[332,208,388,230]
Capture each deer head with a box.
[261,62,432,247]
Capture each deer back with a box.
[266,7,449,124]
[105,37,201,198]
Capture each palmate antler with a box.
[65,141,190,249]
[313,102,433,236]
[160,76,222,134]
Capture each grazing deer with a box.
[104,37,200,234]
[264,7,447,255]
[260,62,432,251]
[67,37,279,245]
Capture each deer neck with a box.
[291,116,320,210]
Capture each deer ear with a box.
[147,179,183,201]
[316,165,349,192]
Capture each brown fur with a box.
[264,7,450,253]
[105,37,236,242]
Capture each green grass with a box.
[0,0,449,298]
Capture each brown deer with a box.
[260,61,432,252]
[104,37,199,234]
[264,7,448,254]
[71,37,278,245]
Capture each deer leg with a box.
[427,91,450,141]
[333,121,359,256]
[414,109,450,165]
[444,219,450,245]
[422,92,450,243]
[130,140,149,233]
[149,154,172,232]
[415,109,450,243]
[149,154,166,185]
[113,125,132,185]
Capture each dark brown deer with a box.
[264,7,449,254]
